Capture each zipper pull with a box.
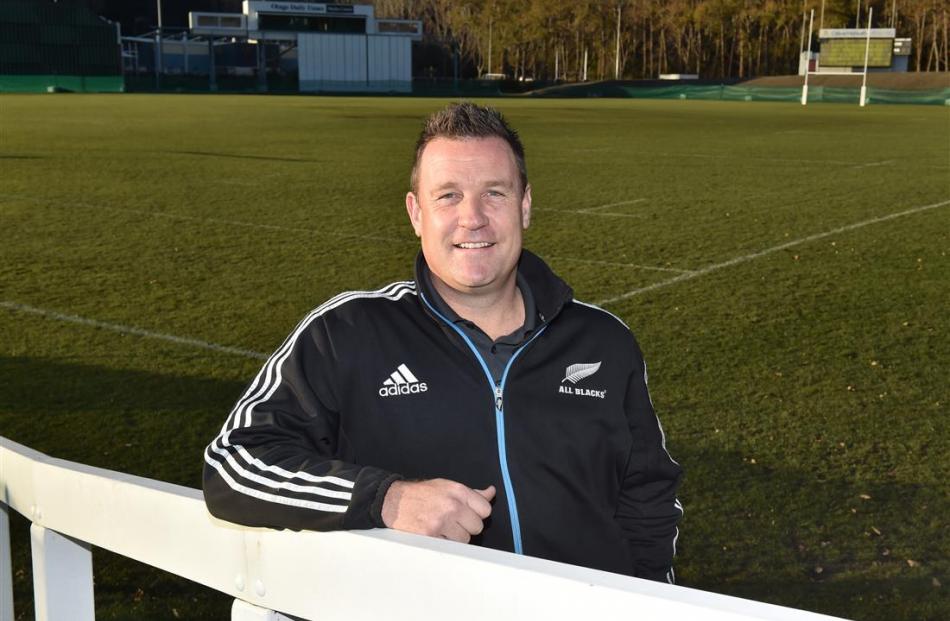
[495,385,503,411]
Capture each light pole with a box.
[614,2,622,79]
[155,0,163,90]
[487,18,492,75]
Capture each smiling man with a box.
[203,102,683,582]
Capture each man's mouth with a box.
[454,242,494,249]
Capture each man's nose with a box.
[457,196,489,229]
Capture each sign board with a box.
[244,2,372,17]
[188,12,247,36]
[375,19,422,40]
[820,38,893,67]
[818,28,896,39]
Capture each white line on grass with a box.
[536,207,643,218]
[0,194,417,246]
[134,207,417,245]
[657,152,947,172]
[1,192,683,276]
[0,301,268,360]
[581,198,647,213]
[655,152,872,167]
[595,198,950,306]
[548,255,693,274]
[8,201,945,357]
[850,160,896,170]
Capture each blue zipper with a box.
[420,291,547,555]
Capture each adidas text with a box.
[379,382,428,397]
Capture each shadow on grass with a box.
[673,445,947,621]
[2,356,945,621]
[167,150,318,163]
[0,355,246,484]
[0,355,244,415]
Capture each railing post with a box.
[232,599,296,621]
[0,503,14,621]
[30,524,95,621]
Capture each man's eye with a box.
[438,193,458,200]
[486,190,505,198]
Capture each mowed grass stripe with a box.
[0,191,684,278]
[0,301,267,360]
[1,95,948,621]
[4,198,943,363]
[0,192,418,246]
[597,198,950,305]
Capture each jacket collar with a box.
[413,249,574,327]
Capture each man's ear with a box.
[521,184,532,229]
[406,191,423,238]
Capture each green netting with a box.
[815,86,858,103]
[123,75,299,94]
[534,82,950,106]
[618,85,718,99]
[721,85,800,102]
[0,74,123,93]
[865,86,950,105]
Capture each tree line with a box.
[368,0,949,79]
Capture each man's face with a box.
[406,136,531,298]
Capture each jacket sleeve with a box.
[615,344,684,584]
[202,312,401,531]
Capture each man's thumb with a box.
[476,485,496,501]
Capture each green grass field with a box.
[1,94,948,620]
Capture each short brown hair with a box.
[410,102,527,193]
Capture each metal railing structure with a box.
[0,436,845,621]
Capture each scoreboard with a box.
[818,28,896,69]
[820,38,892,67]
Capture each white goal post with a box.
[801,8,878,107]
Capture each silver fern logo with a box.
[559,361,607,399]
[562,362,602,384]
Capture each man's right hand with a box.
[381,479,495,543]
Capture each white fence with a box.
[0,436,846,621]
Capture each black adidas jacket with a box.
[203,250,683,582]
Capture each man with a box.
[203,102,683,582]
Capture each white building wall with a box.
[299,33,411,93]
[298,33,366,91]
[368,36,411,91]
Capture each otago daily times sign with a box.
[250,2,357,14]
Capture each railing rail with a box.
[0,436,845,621]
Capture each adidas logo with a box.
[378,363,428,397]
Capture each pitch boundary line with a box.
[0,301,268,360]
[656,152,870,167]
[536,207,643,218]
[0,194,417,246]
[580,198,647,213]
[595,198,950,306]
[548,255,693,274]
[656,152,947,172]
[1,192,674,272]
[849,159,896,170]
[6,201,945,357]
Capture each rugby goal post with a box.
[802,8,882,107]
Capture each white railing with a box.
[0,436,845,621]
